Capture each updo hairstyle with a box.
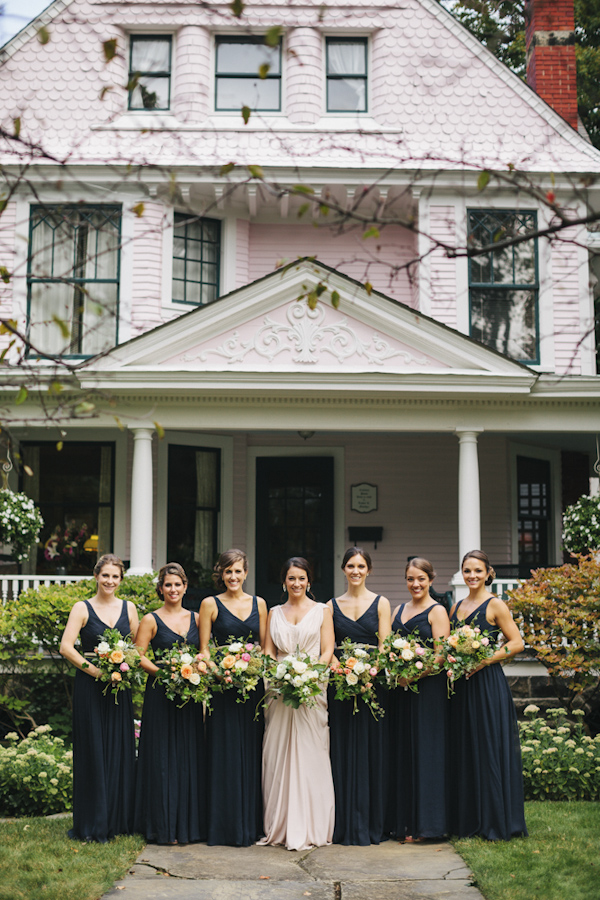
[93,553,125,579]
[461,549,496,586]
[405,557,436,581]
[156,562,188,598]
[212,549,248,591]
[341,546,372,571]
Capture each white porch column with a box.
[452,429,483,600]
[128,427,154,575]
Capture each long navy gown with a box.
[389,603,448,840]
[329,596,388,845]
[449,599,527,841]
[205,596,264,846]
[70,599,136,842]
[135,611,207,844]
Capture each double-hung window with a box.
[128,35,172,110]
[27,205,121,357]
[326,37,367,112]
[468,209,539,363]
[215,36,281,111]
[172,214,221,306]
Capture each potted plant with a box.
[562,494,600,556]
[0,490,44,563]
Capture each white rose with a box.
[392,638,407,650]
[188,672,200,685]
[234,660,249,671]
[306,670,319,681]
[180,653,193,665]
[284,674,291,681]
[354,648,368,658]
[401,648,414,661]
[228,642,243,653]
[293,675,304,687]
[97,641,110,654]
[275,664,286,679]
[116,640,126,649]
[292,659,308,674]
[353,661,366,675]
[346,672,359,685]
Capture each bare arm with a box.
[135,613,159,675]
[59,601,101,678]
[263,610,277,660]
[377,596,392,649]
[198,597,217,655]
[127,600,140,640]
[319,606,335,665]
[468,597,524,677]
[257,597,268,649]
[429,604,451,667]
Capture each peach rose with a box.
[196,661,207,674]
[346,657,357,669]
[111,671,122,682]
[222,655,236,669]
[110,649,124,664]
[180,664,193,679]
[447,634,459,648]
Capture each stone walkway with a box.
[102,840,485,900]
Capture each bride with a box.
[259,557,335,850]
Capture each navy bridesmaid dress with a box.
[135,611,207,844]
[329,595,388,845]
[70,600,136,842]
[449,599,527,841]
[388,603,448,840]
[205,596,264,845]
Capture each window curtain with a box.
[21,445,40,575]
[328,43,366,110]
[82,216,119,356]
[97,446,112,556]
[131,39,170,73]
[29,216,73,356]
[194,451,217,570]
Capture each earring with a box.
[282,584,287,592]
[307,583,311,592]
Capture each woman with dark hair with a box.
[60,554,139,842]
[199,549,267,845]
[449,550,527,841]
[258,557,335,850]
[135,563,206,844]
[389,557,450,841]
[327,547,391,845]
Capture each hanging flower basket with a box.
[0,490,44,563]
[562,494,600,555]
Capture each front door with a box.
[255,456,334,607]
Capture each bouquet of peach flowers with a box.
[439,624,495,693]
[330,640,383,719]
[378,632,437,693]
[84,627,143,703]
[153,643,213,708]
[209,637,268,703]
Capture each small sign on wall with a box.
[351,483,378,513]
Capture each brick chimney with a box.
[525,0,578,129]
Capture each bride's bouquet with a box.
[439,624,495,693]
[266,651,329,709]
[153,643,213,708]
[330,639,383,719]
[378,632,437,693]
[84,627,143,703]
[209,637,268,703]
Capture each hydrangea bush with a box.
[520,706,600,801]
[562,494,600,554]
[0,490,44,562]
[0,725,72,816]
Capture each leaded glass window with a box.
[27,205,121,357]
[215,36,281,111]
[468,209,539,363]
[326,38,368,112]
[128,35,172,111]
[172,214,221,306]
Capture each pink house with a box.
[0,0,598,606]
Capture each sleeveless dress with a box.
[259,604,335,850]
[329,596,388,845]
[448,599,527,841]
[389,603,448,840]
[134,611,207,844]
[205,596,264,846]
[70,599,136,842]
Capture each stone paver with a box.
[102,840,484,900]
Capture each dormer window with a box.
[326,37,368,112]
[128,35,172,111]
[215,36,282,111]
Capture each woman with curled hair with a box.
[135,563,206,844]
[60,554,139,842]
[448,550,527,841]
[199,549,267,846]
[258,557,335,850]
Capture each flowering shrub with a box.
[0,490,44,562]
[153,643,213,708]
[378,632,437,693]
[520,705,600,801]
[209,638,267,702]
[330,640,383,718]
[0,725,72,816]
[266,652,329,709]
[562,494,600,554]
[438,624,496,693]
[85,627,143,702]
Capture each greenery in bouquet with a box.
[0,489,44,563]
[209,637,267,703]
[153,643,212,708]
[439,623,496,693]
[378,632,437,693]
[84,627,143,702]
[562,494,600,554]
[0,725,72,816]
[330,639,383,718]
[520,705,600,801]
[266,652,329,709]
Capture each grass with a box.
[0,817,144,900]
[452,801,600,900]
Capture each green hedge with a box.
[0,726,72,816]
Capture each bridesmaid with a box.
[199,549,267,846]
[327,547,391,845]
[60,554,139,842]
[389,558,450,841]
[449,550,528,841]
[259,557,335,850]
[135,562,207,844]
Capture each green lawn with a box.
[453,801,600,900]
[0,817,144,900]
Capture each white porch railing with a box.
[490,578,522,600]
[0,574,90,604]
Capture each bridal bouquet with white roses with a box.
[330,639,383,718]
[378,632,437,693]
[266,651,329,709]
[209,637,268,703]
[153,643,213,708]
[439,624,496,693]
[84,627,143,703]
